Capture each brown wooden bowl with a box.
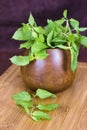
[21,49,76,93]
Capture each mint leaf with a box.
[38,34,45,43]
[37,103,59,111]
[47,30,54,47]
[80,36,87,47]
[12,91,32,114]
[47,19,53,24]
[56,44,71,50]
[12,24,33,41]
[34,26,46,35]
[35,49,49,60]
[12,91,31,101]
[22,23,33,41]
[12,28,24,40]
[31,42,48,54]
[36,89,57,99]
[20,41,32,49]
[32,31,38,38]
[10,56,30,66]
[63,9,67,18]
[67,33,75,43]
[16,101,33,114]
[32,111,51,121]
[29,54,35,62]
[70,48,78,71]
[45,20,54,34]
[52,38,67,43]
[31,116,39,121]
[70,18,79,29]
[55,18,65,26]
[28,13,36,26]
[79,27,87,32]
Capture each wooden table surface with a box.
[0,62,87,130]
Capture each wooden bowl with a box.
[21,49,76,93]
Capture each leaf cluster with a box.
[10,10,87,71]
[12,89,59,121]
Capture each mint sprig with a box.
[36,88,57,99]
[32,111,51,121]
[10,10,87,71]
[37,103,58,111]
[12,89,59,121]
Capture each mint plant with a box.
[10,10,87,71]
[12,89,59,121]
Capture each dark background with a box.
[0,0,87,75]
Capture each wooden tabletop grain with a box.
[0,62,87,130]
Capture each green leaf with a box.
[31,42,48,54]
[20,41,32,49]
[56,44,71,50]
[22,23,33,40]
[47,30,53,47]
[52,38,67,43]
[35,49,49,60]
[16,101,33,114]
[37,103,59,111]
[67,33,75,43]
[12,91,32,114]
[72,41,80,53]
[70,48,78,71]
[31,116,39,121]
[34,26,46,35]
[70,18,79,29]
[28,13,36,26]
[32,31,38,38]
[79,27,87,32]
[36,89,57,99]
[38,34,45,43]
[47,19,53,24]
[65,19,71,33]
[73,33,80,43]
[12,28,24,40]
[45,20,54,34]
[10,56,30,66]
[29,54,35,62]
[80,36,87,47]
[63,9,67,18]
[12,24,33,41]
[32,111,51,121]
[55,18,65,26]
[12,91,31,102]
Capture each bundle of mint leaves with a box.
[12,89,59,121]
[10,10,87,72]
